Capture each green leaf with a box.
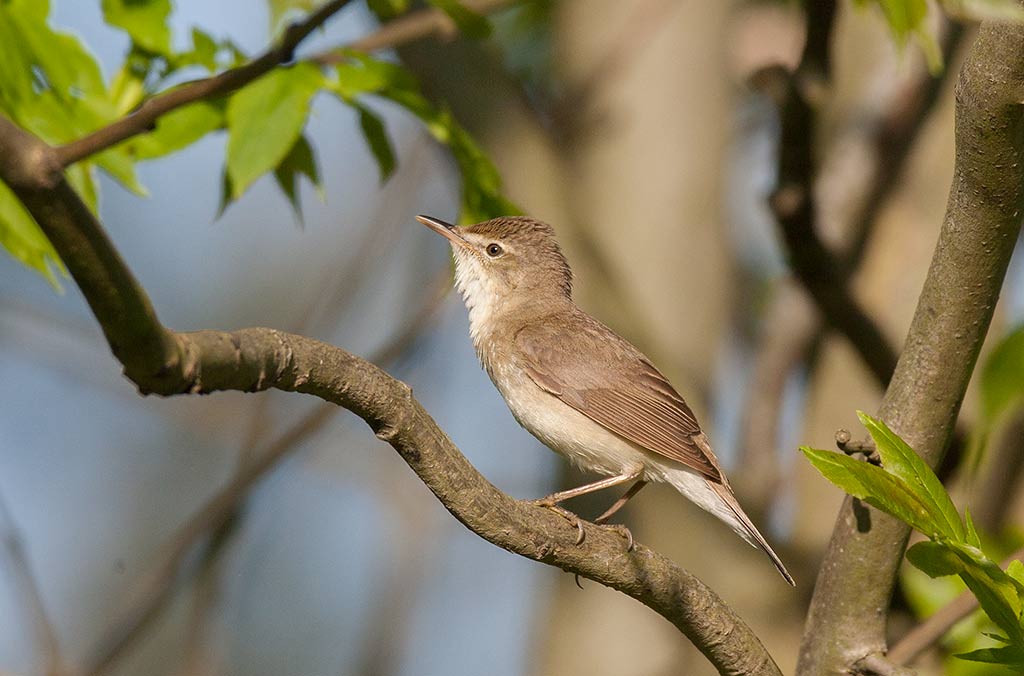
[957,644,1024,667]
[0,179,64,288]
[273,134,322,222]
[965,509,983,548]
[333,53,419,100]
[427,0,493,39]
[101,0,172,55]
[366,0,410,19]
[332,54,518,221]
[908,541,1024,643]
[225,62,325,199]
[875,0,928,40]
[189,28,219,71]
[66,163,99,215]
[355,104,395,182]
[800,447,939,536]
[95,147,147,196]
[127,101,224,160]
[268,0,320,34]
[981,325,1024,423]
[858,411,965,542]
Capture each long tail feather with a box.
[708,481,795,586]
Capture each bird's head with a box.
[417,215,573,312]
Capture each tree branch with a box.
[54,0,356,167]
[762,0,901,387]
[797,19,1024,675]
[52,0,520,167]
[0,117,781,676]
[314,0,518,59]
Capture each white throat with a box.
[452,248,504,350]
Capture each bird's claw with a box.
[601,523,635,551]
[529,500,586,545]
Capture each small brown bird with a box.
[418,214,793,585]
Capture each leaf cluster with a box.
[803,412,1024,668]
[0,0,519,286]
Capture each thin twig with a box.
[55,0,356,167]
[761,0,901,387]
[315,0,518,60]
[0,493,63,676]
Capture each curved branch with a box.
[0,118,781,676]
[797,19,1024,675]
[54,0,356,167]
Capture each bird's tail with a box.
[707,480,794,586]
[662,467,794,585]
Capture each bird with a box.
[417,213,794,585]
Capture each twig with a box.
[886,546,1024,666]
[0,115,782,676]
[797,18,1024,675]
[737,22,966,492]
[314,0,518,60]
[0,493,63,676]
[835,429,879,464]
[54,0,355,167]
[761,0,900,387]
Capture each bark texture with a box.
[797,20,1024,675]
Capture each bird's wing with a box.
[514,313,723,483]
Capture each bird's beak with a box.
[417,214,468,248]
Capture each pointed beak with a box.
[417,214,467,248]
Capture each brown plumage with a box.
[418,213,794,585]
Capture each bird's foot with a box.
[598,523,634,552]
[528,500,586,545]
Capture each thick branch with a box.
[797,20,1024,675]
[0,118,780,676]
[54,0,355,167]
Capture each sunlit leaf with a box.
[101,0,173,55]
[800,446,939,536]
[0,179,64,288]
[981,326,1024,423]
[225,62,324,199]
[189,28,219,71]
[428,0,492,39]
[273,134,322,223]
[268,0,320,34]
[127,101,224,160]
[366,0,410,19]
[957,644,1024,668]
[908,541,1024,644]
[354,103,395,182]
[859,411,965,541]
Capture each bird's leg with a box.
[594,480,648,524]
[529,469,643,546]
[591,479,648,551]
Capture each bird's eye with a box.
[486,243,504,257]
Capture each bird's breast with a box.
[486,360,647,477]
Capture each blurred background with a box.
[2,1,1023,675]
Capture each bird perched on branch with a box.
[418,214,793,585]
